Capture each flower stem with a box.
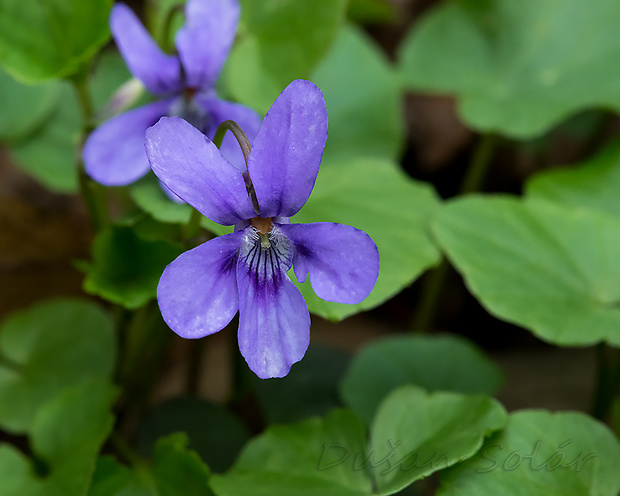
[410,133,497,332]
[213,119,252,164]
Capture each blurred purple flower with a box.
[145,80,380,379]
[83,0,259,186]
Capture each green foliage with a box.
[0,0,112,82]
[9,51,131,192]
[312,24,404,163]
[138,398,250,473]
[433,195,620,346]
[398,0,620,138]
[210,409,372,496]
[370,386,507,494]
[340,334,503,425]
[526,139,620,217]
[293,156,442,320]
[0,299,115,433]
[211,388,506,496]
[437,410,620,496]
[88,434,213,496]
[0,67,60,142]
[224,0,347,113]
[0,379,116,496]
[82,224,182,309]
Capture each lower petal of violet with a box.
[157,231,243,339]
[280,222,380,305]
[83,100,173,186]
[236,226,310,379]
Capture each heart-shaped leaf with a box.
[432,195,620,346]
[399,0,620,138]
[340,334,503,425]
[0,299,115,433]
[437,410,620,496]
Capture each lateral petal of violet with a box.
[248,80,328,218]
[280,222,380,305]
[111,3,181,95]
[157,231,243,338]
[236,227,310,379]
[83,99,173,186]
[175,0,240,90]
[196,94,262,171]
[146,116,256,225]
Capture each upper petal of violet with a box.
[111,3,181,95]
[145,116,256,225]
[280,222,380,305]
[248,80,328,218]
[158,231,243,338]
[236,226,311,378]
[176,0,240,90]
[84,99,173,186]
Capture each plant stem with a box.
[592,344,620,420]
[460,133,497,194]
[410,133,497,332]
[71,74,109,230]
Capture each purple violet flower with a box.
[83,0,259,186]
[145,80,380,379]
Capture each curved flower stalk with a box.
[83,0,259,187]
[145,80,380,379]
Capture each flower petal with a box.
[280,222,380,304]
[83,100,172,186]
[236,227,310,378]
[175,0,240,89]
[248,79,328,218]
[145,116,256,225]
[111,3,181,95]
[157,231,243,338]
[197,95,261,171]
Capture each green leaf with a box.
[88,435,214,496]
[437,410,620,496]
[432,195,620,346]
[292,156,442,321]
[138,398,250,474]
[9,51,131,193]
[347,0,395,24]
[0,299,115,433]
[312,24,404,162]
[370,386,507,495]
[398,0,620,138]
[0,0,112,82]
[224,0,348,113]
[87,457,138,496]
[130,174,231,236]
[9,82,80,191]
[0,67,60,142]
[82,225,182,309]
[151,433,213,496]
[340,334,503,425]
[0,378,116,496]
[210,409,372,496]
[526,139,620,218]
[254,345,350,424]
